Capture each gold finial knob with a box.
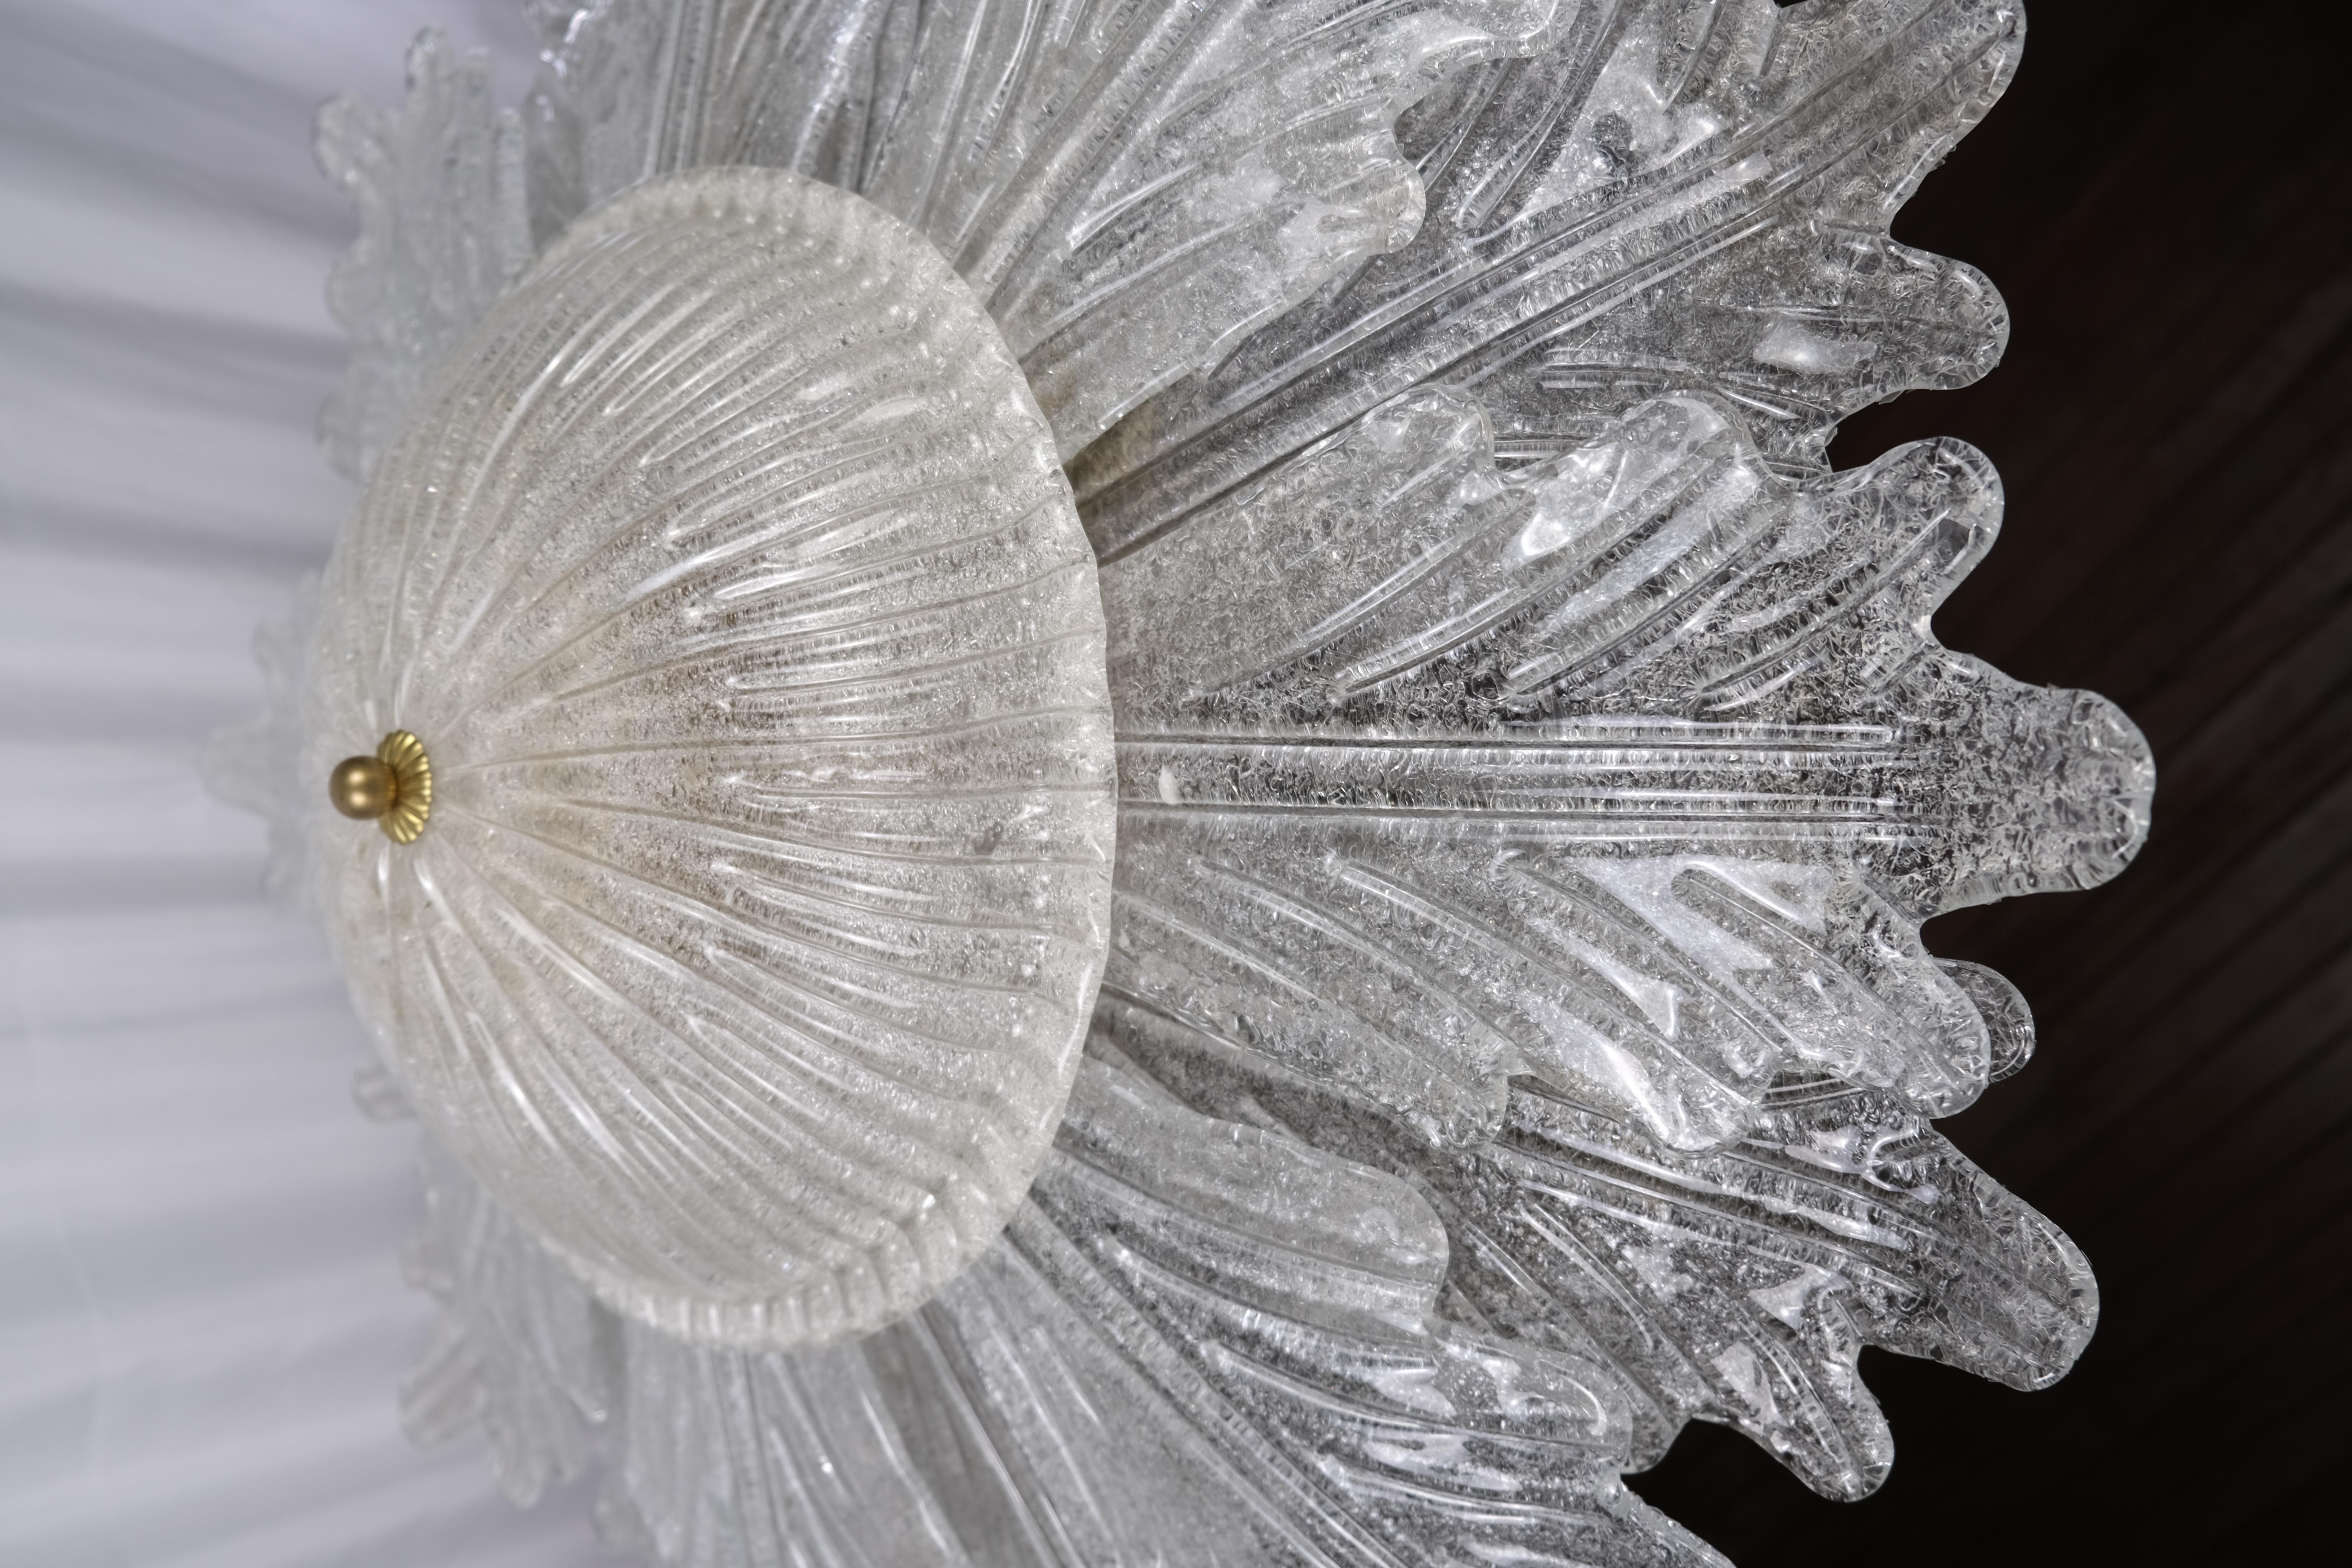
[330,755,397,819]
[328,730,433,843]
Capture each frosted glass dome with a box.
[303,167,1115,1348]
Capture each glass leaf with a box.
[317,31,531,481]
[1072,0,2023,550]
[405,1053,1730,1566]
[1103,1005,2096,1499]
[1095,386,2147,1151]
[521,0,1560,454]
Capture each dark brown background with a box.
[1629,2,2352,1559]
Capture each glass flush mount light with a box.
[206,1,2152,1562]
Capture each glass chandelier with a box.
[206,1,2152,1561]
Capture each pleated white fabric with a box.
[0,3,602,1561]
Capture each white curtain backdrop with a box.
[0,4,604,1562]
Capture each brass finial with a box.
[329,730,432,843]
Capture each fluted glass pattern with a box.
[306,166,1115,1348]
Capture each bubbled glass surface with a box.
[304,165,1116,1349]
[224,2,2162,1564]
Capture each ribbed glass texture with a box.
[305,167,1116,1349]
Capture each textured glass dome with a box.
[305,167,1115,1347]
[214,1,2156,1562]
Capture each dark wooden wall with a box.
[1630,1,2352,1559]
